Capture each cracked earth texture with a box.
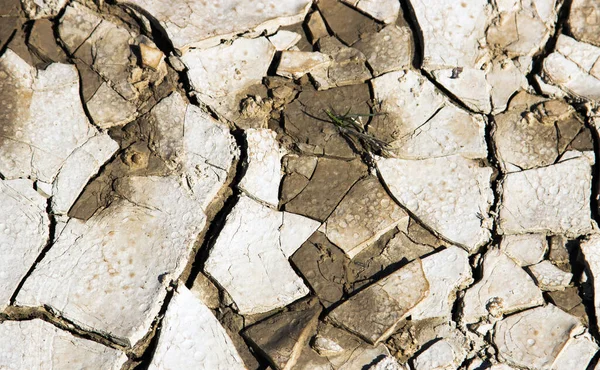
[2,0,600,369]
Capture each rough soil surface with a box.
[3,0,600,369]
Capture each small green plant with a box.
[324,108,392,157]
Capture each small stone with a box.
[494,305,589,369]
[0,319,127,368]
[205,195,319,315]
[377,155,493,253]
[322,177,408,258]
[499,234,547,266]
[528,260,573,291]
[327,259,429,344]
[568,0,600,46]
[498,151,595,236]
[462,248,544,324]
[243,299,321,370]
[21,0,68,19]
[368,356,406,370]
[149,285,246,370]
[139,42,164,70]
[312,335,344,356]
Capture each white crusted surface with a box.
[0,319,127,369]
[377,155,493,253]
[528,260,573,291]
[341,0,399,24]
[149,285,246,370]
[494,305,585,369]
[118,0,312,51]
[551,332,599,370]
[580,234,600,333]
[371,70,487,159]
[413,338,466,370]
[498,152,595,236]
[51,133,119,215]
[542,35,600,100]
[204,195,318,315]
[268,31,302,51]
[0,179,49,311]
[239,129,284,206]
[462,248,544,324]
[182,37,275,117]
[499,234,547,266]
[86,83,138,129]
[276,51,330,79]
[0,49,95,182]
[17,176,208,346]
[410,247,473,321]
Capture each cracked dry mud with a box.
[4,1,600,370]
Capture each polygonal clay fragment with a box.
[542,35,600,100]
[568,0,600,46]
[276,51,330,79]
[410,247,473,321]
[310,36,371,90]
[204,195,320,315]
[413,338,467,370]
[461,248,544,324]
[0,49,96,182]
[580,234,600,332]
[370,70,487,159]
[341,0,399,24]
[327,259,429,344]
[239,129,285,206]
[118,0,312,51]
[499,234,547,266]
[0,319,127,369]
[498,151,595,236]
[377,155,494,252]
[244,299,321,370]
[284,157,368,221]
[353,25,413,77]
[322,177,408,258]
[181,37,275,124]
[494,305,586,369]
[0,179,49,311]
[149,285,246,370]
[51,133,119,215]
[528,260,573,291]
